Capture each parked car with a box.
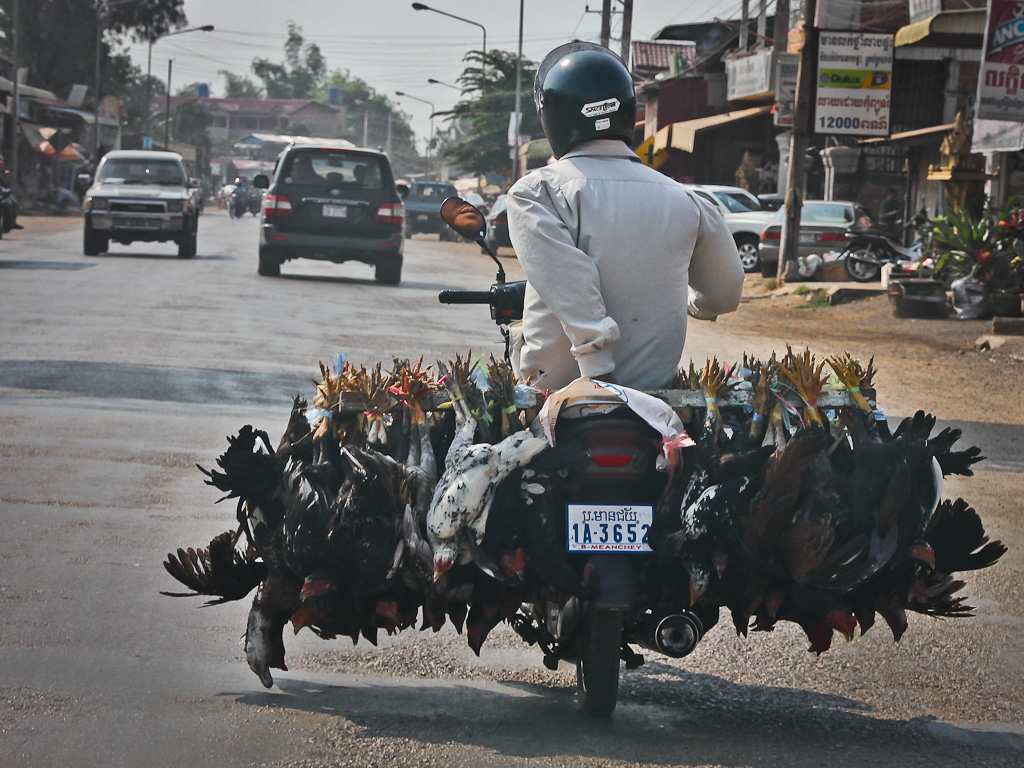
[81,150,201,258]
[462,192,489,216]
[682,184,776,273]
[757,192,785,211]
[757,200,875,278]
[254,145,404,284]
[403,181,459,240]
[481,194,512,255]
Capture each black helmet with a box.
[534,42,636,159]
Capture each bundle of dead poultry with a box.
[163,349,1006,688]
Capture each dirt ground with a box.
[714,276,1024,426]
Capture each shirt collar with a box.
[560,139,642,163]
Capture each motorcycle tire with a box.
[843,246,882,282]
[576,607,622,718]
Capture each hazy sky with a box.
[125,0,750,149]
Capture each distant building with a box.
[164,97,346,142]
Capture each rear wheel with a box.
[844,246,881,282]
[576,607,622,718]
[735,234,761,273]
[258,246,281,276]
[83,227,107,256]
[375,259,402,285]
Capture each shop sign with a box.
[774,54,800,127]
[973,118,1024,152]
[726,49,775,101]
[815,31,892,136]
[976,0,1024,122]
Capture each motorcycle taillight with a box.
[578,427,655,477]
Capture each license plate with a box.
[799,232,818,243]
[418,214,429,221]
[322,204,347,218]
[566,504,653,553]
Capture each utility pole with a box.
[740,0,750,51]
[363,112,369,147]
[164,59,172,149]
[777,0,818,284]
[600,0,612,48]
[757,0,768,46]
[512,0,524,180]
[10,0,19,189]
[620,0,634,67]
[94,1,103,161]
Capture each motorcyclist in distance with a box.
[506,43,745,392]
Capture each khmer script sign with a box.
[815,31,892,136]
[977,0,1024,121]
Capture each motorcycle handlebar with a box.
[438,290,494,305]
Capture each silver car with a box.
[757,201,874,278]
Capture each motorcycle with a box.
[229,187,249,219]
[437,197,707,717]
[247,190,262,216]
[842,212,928,282]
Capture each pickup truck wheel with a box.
[258,246,281,276]
[83,227,108,256]
[374,259,402,285]
[735,235,761,273]
[177,226,197,259]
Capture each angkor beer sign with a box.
[815,31,892,136]
[977,0,1024,121]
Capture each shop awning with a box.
[42,106,119,128]
[0,76,58,100]
[894,8,986,48]
[651,105,772,154]
[859,123,954,146]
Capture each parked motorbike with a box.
[437,197,707,717]
[842,212,928,282]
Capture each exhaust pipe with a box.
[635,611,704,658]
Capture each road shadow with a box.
[227,667,1023,766]
[0,260,95,270]
[90,250,232,261]
[273,271,455,292]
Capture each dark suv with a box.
[403,181,459,239]
[254,146,405,284]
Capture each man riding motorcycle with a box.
[507,43,745,392]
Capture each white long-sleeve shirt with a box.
[507,139,745,391]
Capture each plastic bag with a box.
[950,276,992,320]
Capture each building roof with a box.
[167,96,340,116]
[632,41,696,74]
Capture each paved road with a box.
[1,211,1022,767]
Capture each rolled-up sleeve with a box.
[508,179,620,378]
[687,197,745,318]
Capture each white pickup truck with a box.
[682,184,776,273]
[82,150,201,258]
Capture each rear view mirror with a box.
[253,174,269,189]
[440,196,486,241]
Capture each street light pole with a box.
[427,78,461,92]
[513,0,524,180]
[164,59,172,149]
[144,24,214,141]
[395,91,435,179]
[411,3,486,66]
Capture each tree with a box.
[315,69,419,175]
[0,0,186,97]
[250,23,325,100]
[219,70,263,99]
[173,99,212,177]
[445,50,543,177]
[107,50,164,133]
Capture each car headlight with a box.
[86,196,107,211]
[166,200,184,213]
